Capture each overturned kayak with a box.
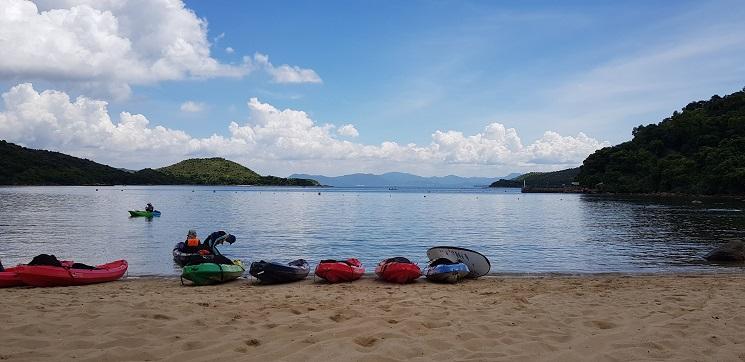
[181,261,244,286]
[249,259,309,284]
[128,210,161,217]
[427,246,491,278]
[15,260,128,287]
[375,257,421,284]
[315,258,364,283]
[0,267,23,288]
[425,258,470,283]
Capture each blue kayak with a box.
[425,258,470,283]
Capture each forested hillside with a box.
[577,89,745,194]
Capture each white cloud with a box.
[0,0,320,98]
[225,47,234,54]
[252,53,322,84]
[0,83,606,172]
[337,124,359,138]
[180,101,205,113]
[0,83,194,163]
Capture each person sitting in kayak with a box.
[183,230,201,253]
[145,203,154,212]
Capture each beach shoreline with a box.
[2,275,744,361]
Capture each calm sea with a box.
[1,186,743,276]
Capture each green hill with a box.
[158,158,260,185]
[0,140,177,185]
[0,141,318,186]
[157,158,319,186]
[490,167,580,188]
[577,89,745,194]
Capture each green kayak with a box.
[128,210,161,217]
[181,261,245,286]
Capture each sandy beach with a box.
[1,275,745,361]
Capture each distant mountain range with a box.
[289,172,521,187]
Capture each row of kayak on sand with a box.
[0,249,487,288]
[177,254,486,286]
[170,230,491,285]
[0,232,489,287]
[172,236,491,286]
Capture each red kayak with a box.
[0,267,24,288]
[315,258,364,283]
[15,260,128,287]
[375,257,421,284]
[1,260,72,288]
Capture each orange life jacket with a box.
[186,238,200,247]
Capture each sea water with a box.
[0,186,743,276]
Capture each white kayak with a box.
[426,246,491,278]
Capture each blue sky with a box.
[134,0,745,143]
[1,0,744,176]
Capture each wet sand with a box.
[1,275,745,361]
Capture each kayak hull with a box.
[314,259,364,283]
[249,259,309,284]
[0,267,23,288]
[181,262,244,286]
[15,260,128,287]
[128,210,161,217]
[376,259,421,284]
[425,262,470,283]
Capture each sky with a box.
[1,0,744,177]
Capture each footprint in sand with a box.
[354,336,378,347]
[422,320,451,329]
[151,314,174,320]
[183,341,204,350]
[330,313,352,322]
[586,320,616,330]
[245,339,261,346]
